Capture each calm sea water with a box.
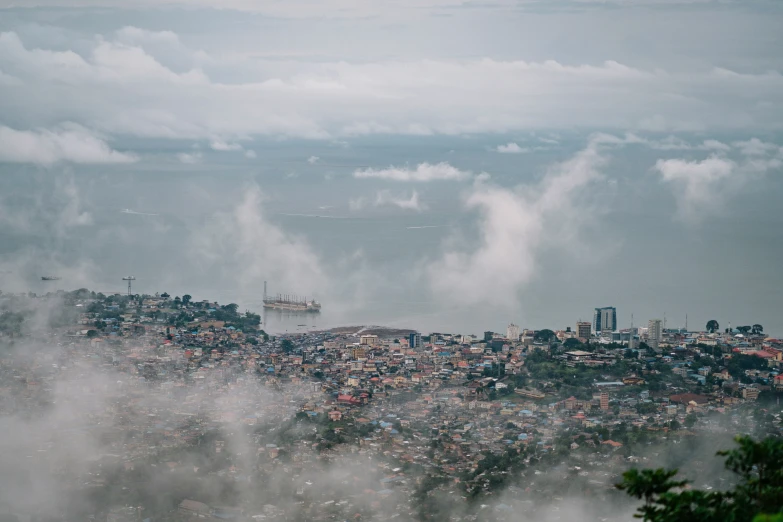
[2,134,783,336]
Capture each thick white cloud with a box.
[428,139,606,305]
[0,31,207,85]
[732,137,780,156]
[0,124,137,166]
[589,132,733,152]
[114,26,181,46]
[58,179,93,229]
[191,186,327,298]
[1,30,782,141]
[655,156,735,224]
[701,139,731,152]
[654,152,782,224]
[496,143,529,154]
[354,162,472,182]
[376,190,425,211]
[350,190,424,211]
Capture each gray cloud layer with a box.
[0,27,782,151]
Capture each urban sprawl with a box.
[0,291,781,522]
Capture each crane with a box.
[122,276,136,296]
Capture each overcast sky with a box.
[0,0,782,335]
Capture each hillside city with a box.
[0,289,781,522]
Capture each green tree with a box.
[182,294,192,305]
[86,329,99,338]
[752,324,764,335]
[706,320,719,333]
[0,311,25,338]
[737,325,752,334]
[617,436,783,522]
[755,515,783,522]
[281,339,295,353]
[535,329,556,343]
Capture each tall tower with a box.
[648,319,662,350]
[506,323,520,341]
[122,276,136,296]
[576,321,592,341]
[594,307,617,333]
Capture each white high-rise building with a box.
[594,307,617,333]
[648,319,662,350]
[506,323,520,341]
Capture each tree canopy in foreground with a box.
[617,435,783,522]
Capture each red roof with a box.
[337,394,361,405]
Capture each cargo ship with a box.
[263,282,321,313]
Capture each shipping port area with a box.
[262,281,321,312]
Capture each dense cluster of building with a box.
[0,291,780,521]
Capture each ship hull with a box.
[263,303,320,313]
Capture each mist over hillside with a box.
[0,290,779,521]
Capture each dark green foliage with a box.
[534,329,556,343]
[755,515,783,522]
[210,303,260,330]
[0,311,25,337]
[280,339,295,353]
[617,436,783,522]
[727,354,770,378]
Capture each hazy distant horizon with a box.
[1,1,782,337]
